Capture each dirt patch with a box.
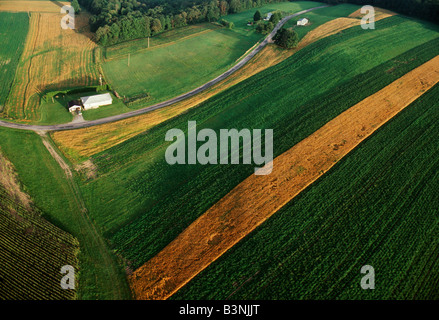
[74,159,97,180]
[130,54,439,300]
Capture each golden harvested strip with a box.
[4,12,99,120]
[130,55,439,300]
[349,7,396,19]
[51,11,396,162]
[0,1,69,12]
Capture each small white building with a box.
[264,12,273,21]
[68,100,82,113]
[297,18,309,26]
[80,93,112,110]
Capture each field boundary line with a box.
[129,54,439,300]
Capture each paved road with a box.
[0,5,328,132]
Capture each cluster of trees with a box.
[71,0,81,13]
[77,0,289,46]
[273,27,299,48]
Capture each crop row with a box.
[0,187,79,300]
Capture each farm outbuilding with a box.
[264,12,273,21]
[297,18,309,26]
[68,100,82,113]
[80,93,113,110]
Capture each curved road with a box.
[0,5,328,132]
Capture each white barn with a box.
[264,12,273,21]
[80,93,113,110]
[297,18,309,26]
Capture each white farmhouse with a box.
[297,18,309,26]
[80,93,113,110]
[264,12,273,21]
[68,100,82,113]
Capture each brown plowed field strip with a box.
[51,11,395,162]
[0,1,69,12]
[130,54,439,300]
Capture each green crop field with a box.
[101,1,325,109]
[0,12,28,111]
[0,128,131,299]
[172,83,439,300]
[0,171,79,299]
[283,3,361,38]
[77,16,439,271]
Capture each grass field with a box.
[72,16,439,276]
[101,1,325,108]
[3,12,100,123]
[0,128,131,299]
[0,12,28,111]
[172,83,439,300]
[0,150,79,299]
[104,23,223,61]
[129,54,439,300]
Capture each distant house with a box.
[68,100,82,113]
[297,18,309,26]
[264,12,273,21]
[80,93,112,110]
